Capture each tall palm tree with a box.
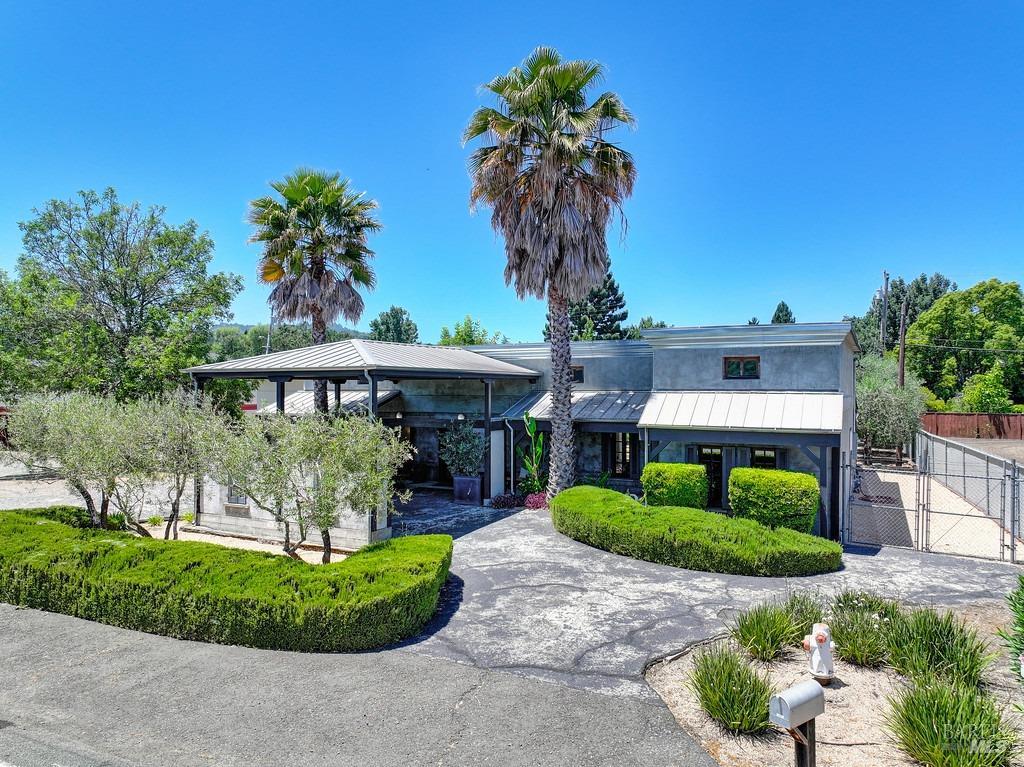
[464,47,636,497]
[249,169,381,413]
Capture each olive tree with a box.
[141,392,223,539]
[856,356,925,460]
[5,392,151,532]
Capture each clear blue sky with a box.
[1,2,1021,342]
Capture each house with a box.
[186,322,858,548]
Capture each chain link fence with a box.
[845,432,1023,563]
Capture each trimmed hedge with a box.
[0,508,452,652]
[641,462,708,508]
[550,486,842,577]
[728,467,820,533]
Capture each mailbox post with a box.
[769,680,825,767]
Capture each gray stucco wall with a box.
[474,341,653,392]
[651,345,842,391]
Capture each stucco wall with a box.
[474,341,653,392]
[651,345,842,391]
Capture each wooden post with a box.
[897,297,908,388]
[192,376,205,527]
[276,381,285,413]
[879,270,890,355]
[367,375,378,417]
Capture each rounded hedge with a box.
[550,486,842,577]
[728,467,820,533]
[0,508,452,652]
[641,462,708,508]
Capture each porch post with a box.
[333,380,342,411]
[367,374,378,417]
[483,379,493,500]
[276,381,285,413]
[192,376,205,526]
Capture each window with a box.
[723,356,760,379]
[571,366,585,384]
[601,433,636,478]
[303,380,316,391]
[751,448,777,469]
[227,484,248,506]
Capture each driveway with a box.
[1,488,1021,766]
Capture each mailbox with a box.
[769,680,825,730]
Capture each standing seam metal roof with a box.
[638,391,844,433]
[186,339,539,378]
[503,390,650,423]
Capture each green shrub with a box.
[730,602,796,661]
[15,505,93,528]
[0,508,452,652]
[887,608,991,688]
[688,644,773,734]
[886,678,1017,767]
[832,590,903,623]
[549,486,842,577]
[641,462,708,508]
[1000,574,1024,685]
[181,511,195,525]
[146,515,164,527]
[728,467,820,533]
[783,592,824,643]
[831,606,892,667]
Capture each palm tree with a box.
[249,169,381,413]
[464,47,636,497]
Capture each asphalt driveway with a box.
[1,489,1021,766]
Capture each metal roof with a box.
[640,322,859,350]
[257,389,400,415]
[638,390,844,433]
[187,339,539,380]
[503,390,650,423]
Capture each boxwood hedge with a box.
[641,462,708,508]
[0,508,452,652]
[728,467,820,533]
[550,486,842,577]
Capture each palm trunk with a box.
[546,287,575,499]
[311,306,329,414]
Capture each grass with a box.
[827,590,904,668]
[549,486,842,577]
[730,602,796,661]
[688,644,774,734]
[886,609,992,689]
[885,678,1017,767]
[0,507,453,652]
[783,591,824,643]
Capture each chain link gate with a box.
[844,433,1023,563]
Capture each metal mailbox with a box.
[769,680,825,730]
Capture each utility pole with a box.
[879,270,890,356]
[897,297,909,388]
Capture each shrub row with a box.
[549,486,842,577]
[0,508,452,652]
[728,467,820,533]
[640,462,708,508]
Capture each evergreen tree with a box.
[624,316,668,339]
[748,317,760,325]
[544,264,629,341]
[771,301,796,324]
[368,305,418,343]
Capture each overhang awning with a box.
[258,389,400,415]
[503,390,650,423]
[187,339,539,381]
[638,391,844,434]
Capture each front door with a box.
[698,446,723,507]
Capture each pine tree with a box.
[544,264,629,340]
[748,317,760,325]
[368,305,418,343]
[771,301,796,324]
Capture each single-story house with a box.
[186,322,858,548]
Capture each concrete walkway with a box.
[1,488,1021,766]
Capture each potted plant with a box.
[439,420,485,505]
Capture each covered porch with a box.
[638,390,845,540]
[185,339,539,544]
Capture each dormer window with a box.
[723,356,760,379]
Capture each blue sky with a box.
[1,2,1021,342]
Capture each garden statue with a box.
[802,622,835,685]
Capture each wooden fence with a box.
[920,412,1024,440]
